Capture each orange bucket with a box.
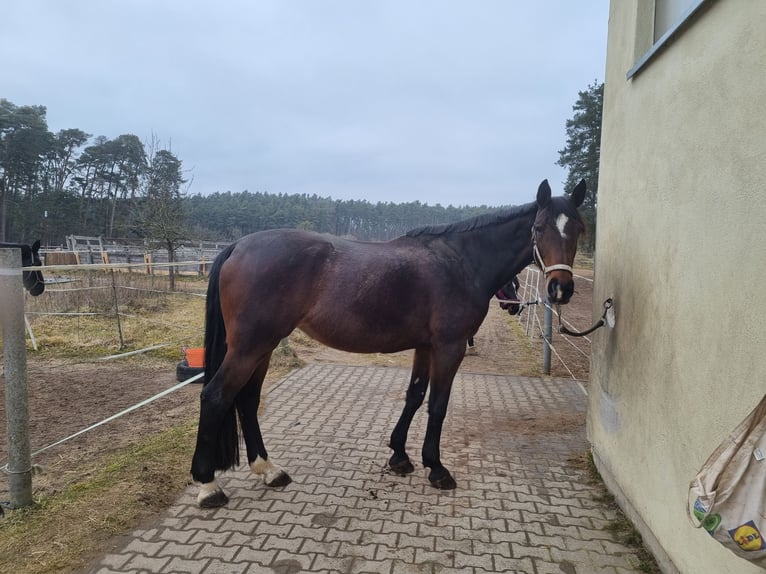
[184,347,205,368]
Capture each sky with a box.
[2,1,608,208]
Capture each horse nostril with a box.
[548,279,575,303]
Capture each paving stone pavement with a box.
[87,364,645,574]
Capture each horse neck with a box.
[457,209,536,293]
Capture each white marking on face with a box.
[555,214,569,239]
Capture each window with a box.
[627,0,710,79]
[654,0,698,42]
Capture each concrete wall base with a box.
[592,447,681,574]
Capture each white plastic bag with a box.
[689,393,766,567]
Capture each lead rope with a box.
[558,298,614,337]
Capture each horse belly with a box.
[298,310,426,354]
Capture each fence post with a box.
[110,269,125,349]
[542,304,552,375]
[0,248,33,508]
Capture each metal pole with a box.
[0,248,33,508]
[110,269,125,349]
[543,304,552,375]
[86,245,94,287]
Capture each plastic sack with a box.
[689,393,766,567]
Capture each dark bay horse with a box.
[0,240,45,296]
[192,179,587,507]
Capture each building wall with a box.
[591,1,766,573]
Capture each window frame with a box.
[627,0,710,80]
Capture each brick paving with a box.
[87,364,644,573]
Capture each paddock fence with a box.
[0,254,215,508]
[42,235,231,277]
[510,265,595,383]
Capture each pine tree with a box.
[557,81,603,252]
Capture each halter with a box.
[531,226,573,276]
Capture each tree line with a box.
[0,99,189,249]
[185,191,498,242]
[1,83,601,249]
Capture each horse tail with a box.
[203,242,240,471]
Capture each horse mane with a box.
[405,202,536,238]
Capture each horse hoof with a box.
[429,473,457,490]
[198,488,229,508]
[265,471,292,488]
[389,457,415,475]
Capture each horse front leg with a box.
[389,347,430,475]
[421,343,465,490]
[236,354,292,488]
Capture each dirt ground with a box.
[0,269,594,504]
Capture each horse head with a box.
[23,240,45,296]
[531,179,586,305]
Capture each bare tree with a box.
[132,136,190,290]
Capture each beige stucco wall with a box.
[591,1,766,573]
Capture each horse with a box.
[191,178,587,508]
[0,240,45,296]
[497,275,522,316]
[467,276,520,349]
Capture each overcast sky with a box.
[2,1,607,208]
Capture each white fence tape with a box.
[1,372,203,475]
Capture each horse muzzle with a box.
[546,275,574,305]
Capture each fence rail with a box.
[43,236,230,276]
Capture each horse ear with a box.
[536,179,551,207]
[570,179,587,208]
[32,239,41,251]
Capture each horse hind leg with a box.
[236,353,292,488]
[193,348,277,508]
[388,347,430,475]
[193,367,243,507]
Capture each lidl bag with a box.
[689,393,766,567]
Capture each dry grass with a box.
[505,314,544,376]
[23,270,207,360]
[0,422,197,574]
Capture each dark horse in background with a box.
[192,179,587,507]
[0,240,45,296]
[467,276,521,350]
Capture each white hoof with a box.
[197,480,229,508]
[250,456,292,487]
